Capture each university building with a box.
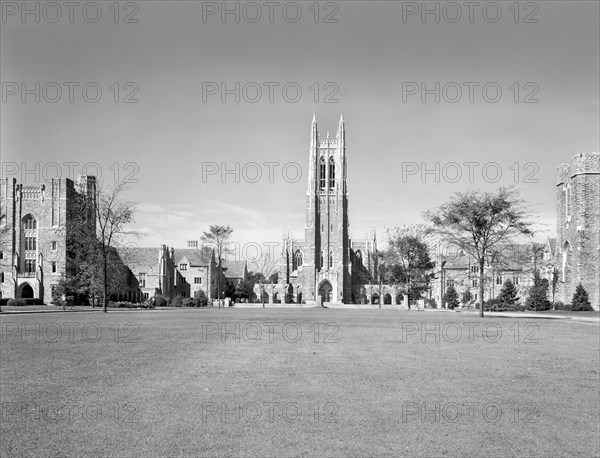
[0,176,96,303]
[261,114,398,305]
[430,152,599,309]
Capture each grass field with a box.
[1,308,599,457]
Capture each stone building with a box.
[554,152,600,307]
[116,245,185,302]
[0,176,96,303]
[430,152,600,309]
[173,246,217,300]
[262,114,395,305]
[429,243,536,306]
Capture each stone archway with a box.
[384,293,392,304]
[318,280,333,303]
[18,283,34,299]
[371,293,380,304]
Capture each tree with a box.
[249,253,278,307]
[424,187,535,317]
[443,285,459,309]
[379,228,435,305]
[571,284,593,311]
[551,267,559,306]
[462,289,473,305]
[194,289,208,307]
[525,271,551,311]
[68,181,138,313]
[498,279,520,306]
[201,225,233,309]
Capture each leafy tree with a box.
[194,290,209,307]
[462,290,473,305]
[379,228,435,305]
[425,187,535,317]
[68,181,138,312]
[525,271,551,311]
[572,284,593,311]
[443,285,460,309]
[201,225,234,308]
[498,279,520,306]
[285,284,294,304]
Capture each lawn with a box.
[1,308,599,457]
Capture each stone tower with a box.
[0,176,97,303]
[556,152,600,308]
[299,113,350,303]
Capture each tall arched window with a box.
[329,251,333,268]
[22,215,38,274]
[320,251,324,269]
[23,215,37,230]
[319,157,326,191]
[328,157,335,189]
[294,250,302,269]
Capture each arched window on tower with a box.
[329,157,335,189]
[320,251,324,269]
[23,215,37,230]
[355,250,363,269]
[295,250,302,269]
[319,157,326,191]
[329,251,333,268]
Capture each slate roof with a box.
[115,247,161,274]
[222,260,247,279]
[174,247,214,266]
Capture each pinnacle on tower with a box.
[337,112,345,140]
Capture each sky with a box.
[1,1,598,259]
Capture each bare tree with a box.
[249,252,278,308]
[201,225,233,308]
[424,187,535,317]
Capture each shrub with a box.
[171,295,183,307]
[525,272,552,311]
[424,298,438,309]
[194,290,208,307]
[182,298,196,308]
[553,301,569,311]
[442,286,459,310]
[572,284,594,311]
[154,295,168,307]
[7,298,27,307]
[0,298,8,306]
[25,298,44,306]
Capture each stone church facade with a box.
[260,114,397,305]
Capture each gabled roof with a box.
[222,260,247,279]
[115,247,160,275]
[174,247,213,266]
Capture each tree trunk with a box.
[218,259,221,309]
[479,260,485,318]
[103,253,108,313]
